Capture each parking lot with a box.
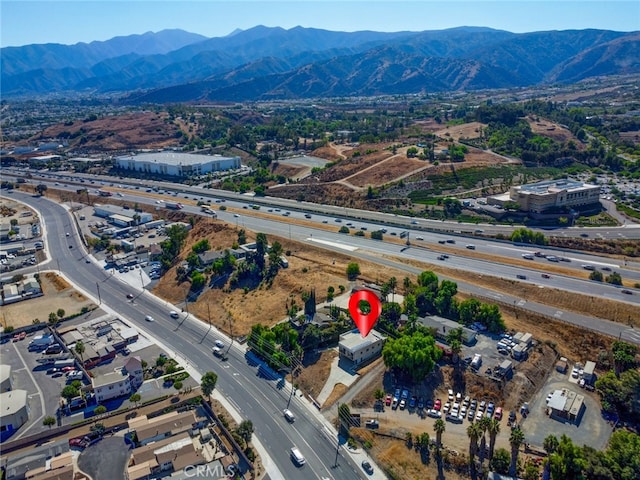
[520,368,612,450]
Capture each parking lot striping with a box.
[307,238,359,251]
[10,341,46,440]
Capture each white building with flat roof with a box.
[115,152,240,178]
[339,329,386,366]
[500,179,600,213]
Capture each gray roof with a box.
[116,152,238,167]
[0,389,28,416]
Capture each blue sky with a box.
[2,1,639,47]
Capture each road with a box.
[8,192,373,480]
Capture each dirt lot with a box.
[36,111,181,151]
[1,272,95,329]
[435,121,487,141]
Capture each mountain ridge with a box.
[2,25,638,101]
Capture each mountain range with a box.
[2,26,639,102]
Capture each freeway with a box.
[5,169,640,239]
[13,193,369,480]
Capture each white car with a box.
[144,315,155,322]
[426,409,442,418]
[571,367,579,378]
[169,310,179,319]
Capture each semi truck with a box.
[165,201,183,210]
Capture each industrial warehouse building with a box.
[547,388,585,423]
[0,389,29,441]
[489,179,600,213]
[115,152,241,177]
[92,204,153,227]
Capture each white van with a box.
[283,409,295,423]
[290,446,306,466]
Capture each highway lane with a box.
[5,170,640,239]
[10,192,369,480]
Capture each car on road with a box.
[541,273,551,279]
[446,239,455,244]
[522,253,534,260]
[212,346,223,357]
[621,289,633,295]
[215,340,224,349]
[169,310,179,319]
[361,460,374,475]
[283,409,295,422]
[466,244,476,250]
[144,315,155,322]
[416,236,424,240]
[66,232,70,236]
[516,274,527,280]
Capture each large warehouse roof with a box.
[118,152,237,166]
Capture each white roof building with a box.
[115,152,241,178]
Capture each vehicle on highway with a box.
[169,310,179,319]
[522,253,534,260]
[621,289,633,295]
[283,409,295,422]
[541,273,551,279]
[582,264,595,270]
[516,274,527,280]
[215,340,224,349]
[69,245,73,248]
[144,315,155,322]
[362,460,374,474]
[466,244,476,249]
[290,446,306,466]
[416,236,424,240]
[126,293,134,299]
[66,232,70,236]
[212,346,223,357]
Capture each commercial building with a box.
[0,389,29,440]
[491,179,600,213]
[0,364,12,392]
[547,388,585,423]
[339,329,386,366]
[417,315,477,345]
[92,370,132,403]
[92,204,153,227]
[115,152,241,178]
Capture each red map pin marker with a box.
[348,289,382,338]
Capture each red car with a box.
[434,399,442,411]
[62,366,76,372]
[385,394,392,406]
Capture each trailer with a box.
[165,202,183,210]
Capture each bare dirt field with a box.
[435,121,487,141]
[526,116,582,146]
[346,155,427,188]
[1,272,95,329]
[35,112,181,151]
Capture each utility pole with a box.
[96,282,101,305]
[334,402,341,467]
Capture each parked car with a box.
[427,409,442,418]
[362,460,374,475]
[365,419,379,429]
[385,394,392,406]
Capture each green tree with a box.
[509,427,525,477]
[605,429,640,480]
[61,385,79,400]
[605,272,623,285]
[94,405,107,416]
[338,403,352,433]
[589,270,604,281]
[72,340,85,363]
[237,229,247,245]
[43,416,56,429]
[382,330,442,382]
[488,417,501,461]
[374,389,385,401]
[549,434,586,480]
[434,418,445,449]
[190,271,206,291]
[339,225,350,234]
[36,184,48,196]
[48,312,58,324]
[467,422,482,478]
[346,262,360,280]
[612,341,638,373]
[237,420,254,443]
[201,371,218,398]
[491,448,510,474]
[191,239,211,254]
[129,393,141,407]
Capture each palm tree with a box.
[543,434,559,480]
[477,415,490,463]
[434,418,446,450]
[488,418,501,461]
[388,276,397,302]
[509,427,525,477]
[75,341,85,366]
[467,422,481,479]
[403,276,412,295]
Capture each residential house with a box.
[338,329,386,366]
[92,370,131,403]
